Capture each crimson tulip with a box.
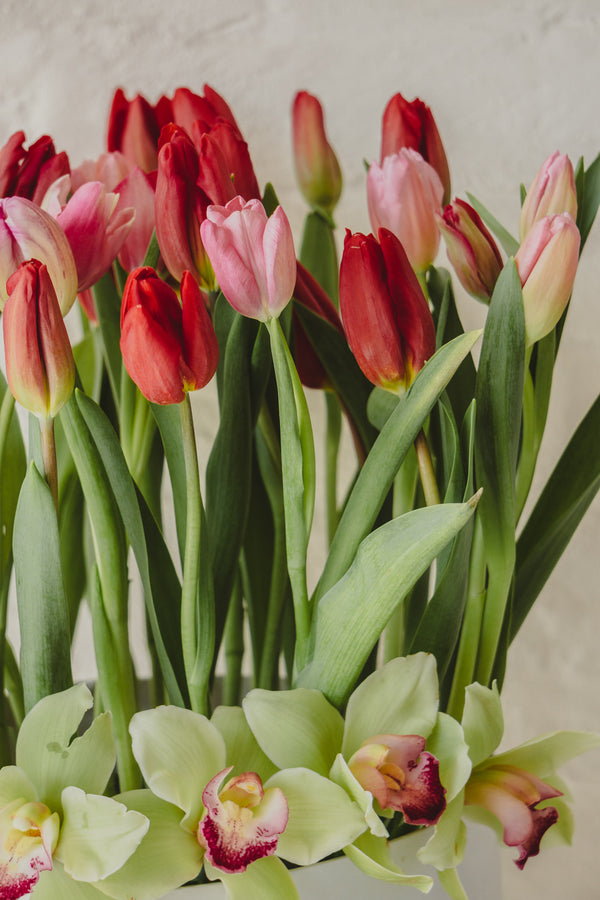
[120,267,219,405]
[380,93,450,205]
[170,85,240,137]
[292,261,344,389]
[107,89,173,172]
[437,198,503,302]
[191,120,260,203]
[154,126,214,289]
[292,90,342,213]
[0,131,70,205]
[3,259,75,419]
[339,228,436,393]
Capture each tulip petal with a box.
[342,654,439,760]
[243,687,344,776]
[268,767,366,865]
[129,706,226,830]
[263,206,296,318]
[56,786,148,882]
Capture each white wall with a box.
[4,1,600,897]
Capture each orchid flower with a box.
[243,653,472,892]
[418,682,600,900]
[0,684,149,900]
[128,703,366,900]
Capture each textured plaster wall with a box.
[3,1,600,897]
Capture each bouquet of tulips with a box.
[0,84,598,900]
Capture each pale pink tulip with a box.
[70,151,133,193]
[114,167,156,271]
[200,196,296,321]
[515,212,580,346]
[0,196,78,313]
[56,181,135,291]
[367,148,443,272]
[520,151,577,240]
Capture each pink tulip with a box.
[520,151,577,240]
[0,196,78,313]
[70,151,133,193]
[56,181,135,292]
[367,148,443,272]
[515,212,580,346]
[437,198,503,302]
[200,197,296,321]
[113,167,157,271]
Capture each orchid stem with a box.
[414,428,440,507]
[40,417,59,514]
[325,392,342,545]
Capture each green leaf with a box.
[0,376,26,576]
[243,688,344,776]
[75,390,187,707]
[206,314,256,638]
[466,193,519,257]
[473,261,525,684]
[314,330,482,603]
[576,152,600,249]
[91,272,123,409]
[299,210,339,304]
[57,787,149,881]
[13,462,72,712]
[151,402,187,562]
[293,302,378,454]
[300,499,478,707]
[512,393,600,640]
[268,768,366,865]
[262,182,280,217]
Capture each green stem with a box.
[180,394,214,715]
[223,576,244,706]
[325,392,342,545]
[446,517,487,719]
[384,454,419,662]
[40,417,59,514]
[414,428,440,507]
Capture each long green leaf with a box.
[473,260,525,684]
[466,193,519,257]
[298,497,479,707]
[75,390,186,707]
[576,152,600,249]
[92,272,123,409]
[151,403,187,563]
[512,393,600,640]
[299,210,339,304]
[13,462,72,711]
[314,330,482,602]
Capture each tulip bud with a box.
[292,91,342,213]
[0,131,70,206]
[367,149,443,273]
[381,93,451,205]
[107,88,173,172]
[515,213,580,346]
[339,228,436,393]
[200,197,296,322]
[437,199,503,302]
[171,84,240,136]
[120,268,219,404]
[3,260,75,418]
[519,151,577,240]
[55,181,135,291]
[0,196,78,314]
[191,120,260,203]
[155,126,215,290]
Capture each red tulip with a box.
[0,131,70,206]
[437,199,503,302]
[191,120,260,204]
[120,268,219,405]
[381,93,450,205]
[339,228,436,393]
[3,260,75,419]
[292,261,344,389]
[292,91,342,213]
[171,85,240,137]
[107,88,173,172]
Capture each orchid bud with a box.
[0,196,78,314]
[520,151,577,240]
[339,228,436,393]
[201,196,296,322]
[381,93,451,205]
[120,267,219,405]
[367,149,443,274]
[515,213,580,347]
[3,260,75,419]
[292,91,342,213]
[437,199,503,302]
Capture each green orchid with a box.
[418,681,600,899]
[127,702,367,900]
[243,653,472,893]
[0,684,148,900]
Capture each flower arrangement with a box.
[0,84,598,899]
